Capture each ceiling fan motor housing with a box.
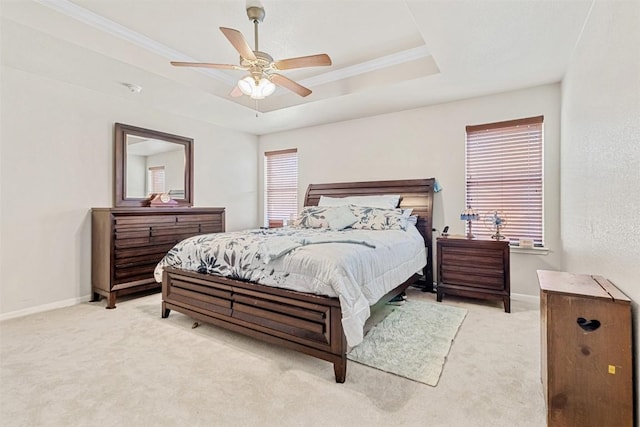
[240,51,274,69]
[246,5,265,23]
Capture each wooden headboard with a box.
[304,178,436,288]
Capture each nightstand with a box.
[437,237,510,312]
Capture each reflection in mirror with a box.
[114,123,193,207]
[125,136,186,199]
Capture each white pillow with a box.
[318,194,400,209]
[325,205,358,230]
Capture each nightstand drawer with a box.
[440,267,505,290]
[441,248,504,268]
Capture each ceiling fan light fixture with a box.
[238,75,275,99]
[171,2,330,99]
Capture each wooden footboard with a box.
[162,266,350,382]
[162,267,418,382]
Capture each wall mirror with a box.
[114,123,193,207]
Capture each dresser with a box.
[436,237,510,312]
[537,270,633,426]
[91,207,225,308]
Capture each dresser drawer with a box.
[115,215,177,227]
[115,247,173,263]
[114,263,158,282]
[176,214,218,223]
[200,223,222,234]
[115,224,219,240]
[150,224,201,237]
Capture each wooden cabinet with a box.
[436,237,510,312]
[91,207,225,308]
[537,270,633,426]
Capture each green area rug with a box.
[348,300,467,386]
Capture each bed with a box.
[158,178,435,382]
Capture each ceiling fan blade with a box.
[229,85,243,98]
[274,54,332,70]
[220,27,256,61]
[270,74,312,97]
[171,61,238,70]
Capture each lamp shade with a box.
[237,76,276,100]
[460,207,479,221]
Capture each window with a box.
[148,166,165,194]
[465,116,543,246]
[264,149,298,227]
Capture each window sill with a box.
[509,245,550,255]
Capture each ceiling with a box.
[0,0,594,135]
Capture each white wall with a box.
[259,84,562,296]
[0,67,258,315]
[560,0,640,418]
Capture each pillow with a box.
[297,206,330,228]
[406,215,418,227]
[296,205,358,230]
[318,194,400,209]
[350,205,408,231]
[324,205,358,230]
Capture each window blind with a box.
[465,116,544,246]
[265,149,298,227]
[148,166,165,194]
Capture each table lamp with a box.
[460,206,479,238]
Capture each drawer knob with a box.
[577,317,601,332]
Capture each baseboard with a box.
[511,292,540,306]
[0,295,90,321]
[0,291,539,321]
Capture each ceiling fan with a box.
[171,2,332,99]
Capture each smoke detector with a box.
[122,83,142,93]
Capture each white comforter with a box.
[154,225,427,346]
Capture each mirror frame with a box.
[114,123,194,207]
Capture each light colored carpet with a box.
[0,288,546,426]
[348,300,466,386]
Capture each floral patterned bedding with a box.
[154,226,427,346]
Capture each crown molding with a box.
[36,0,430,91]
[299,45,431,88]
[35,0,237,86]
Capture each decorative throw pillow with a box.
[297,205,358,230]
[350,205,409,230]
[297,206,330,228]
